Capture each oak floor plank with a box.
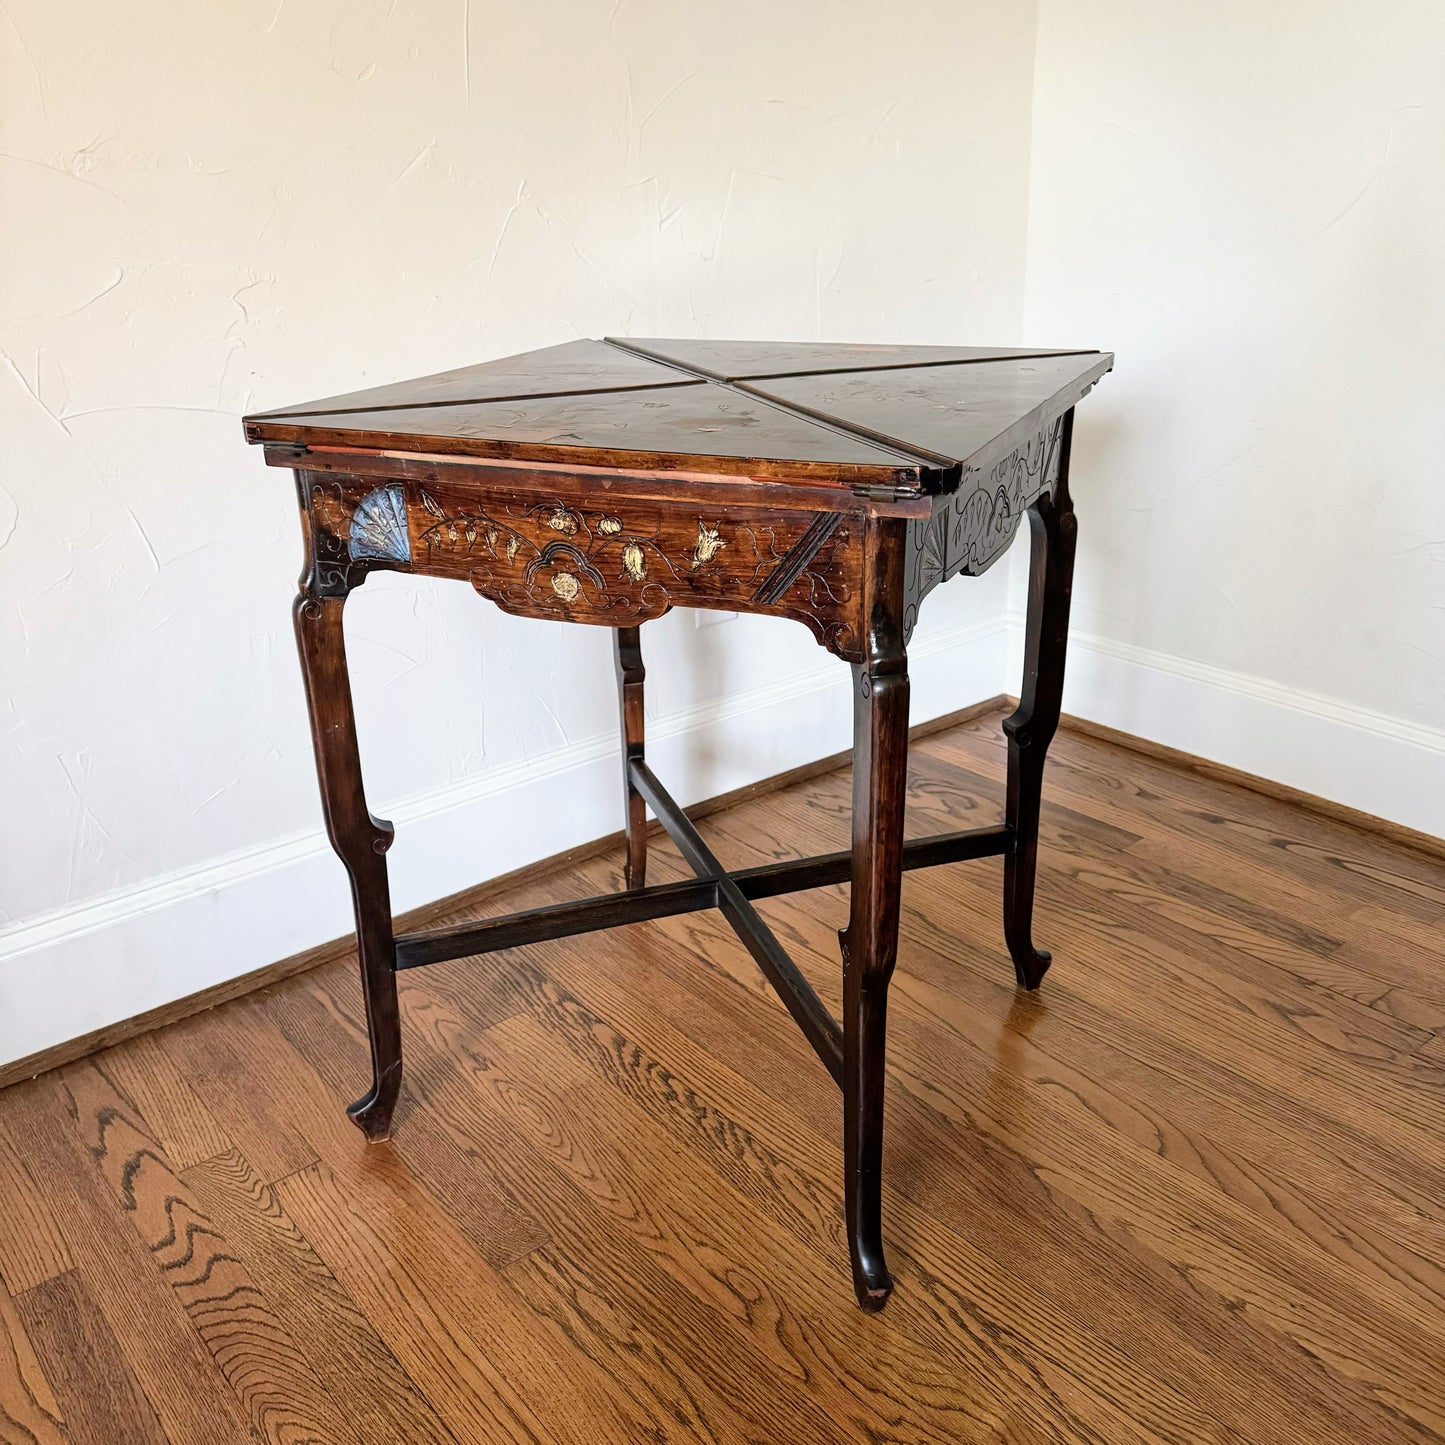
[902,852,1445,1213]
[16,1271,167,1445]
[279,1158,629,1445]
[0,1074,262,1445]
[732,767,1435,1088]
[934,727,1445,997]
[246,983,683,1443]
[0,1115,73,1296]
[183,1149,458,1445]
[570,838,1445,1336]
[98,1030,231,1171]
[262,973,552,1270]
[362,984,866,1445]
[61,1058,365,1445]
[735,769,1445,1214]
[729,771,1445,1175]
[724,770,1445,1289]
[467,1003,1217,1445]
[408,992,1018,1444]
[157,997,318,1186]
[0,1283,66,1445]
[949,720,1445,900]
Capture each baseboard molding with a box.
[0,616,1010,1077]
[1008,616,1445,846]
[1059,713,1445,865]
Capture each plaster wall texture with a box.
[1020,0,1445,834]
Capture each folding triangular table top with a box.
[245,338,1112,494]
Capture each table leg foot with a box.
[842,930,896,1311]
[348,1059,402,1142]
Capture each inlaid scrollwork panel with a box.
[299,471,869,659]
[903,414,1066,639]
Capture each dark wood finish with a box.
[841,518,912,1308]
[392,822,1010,971]
[1,711,1442,1442]
[253,337,689,419]
[1003,410,1078,988]
[753,353,1112,468]
[613,626,648,889]
[292,506,402,1143]
[246,337,1112,495]
[251,383,927,488]
[610,336,1094,380]
[245,338,1113,1307]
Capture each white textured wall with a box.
[0,1,1038,1062]
[1022,1,1445,833]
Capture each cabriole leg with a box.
[1003,413,1078,990]
[841,526,910,1311]
[293,591,402,1140]
[614,625,648,890]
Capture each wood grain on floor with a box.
[1,708,1442,1444]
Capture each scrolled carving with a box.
[950,417,1064,575]
[298,473,866,660]
[902,413,1067,640]
[303,475,402,597]
[417,492,727,624]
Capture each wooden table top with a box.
[245,338,1112,496]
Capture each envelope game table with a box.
[244,337,1113,1310]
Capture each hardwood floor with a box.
[2,708,1443,1444]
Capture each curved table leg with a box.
[614,625,648,890]
[841,527,910,1310]
[1002,436,1077,990]
[293,591,402,1140]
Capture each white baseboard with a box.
[0,616,1009,1068]
[1014,617,1445,842]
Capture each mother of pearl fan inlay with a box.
[348,484,411,563]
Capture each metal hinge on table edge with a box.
[851,463,960,503]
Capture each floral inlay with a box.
[416,493,730,612]
[691,522,725,569]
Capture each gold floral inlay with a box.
[551,572,580,601]
[622,542,646,581]
[597,516,622,535]
[547,506,580,535]
[691,521,725,568]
